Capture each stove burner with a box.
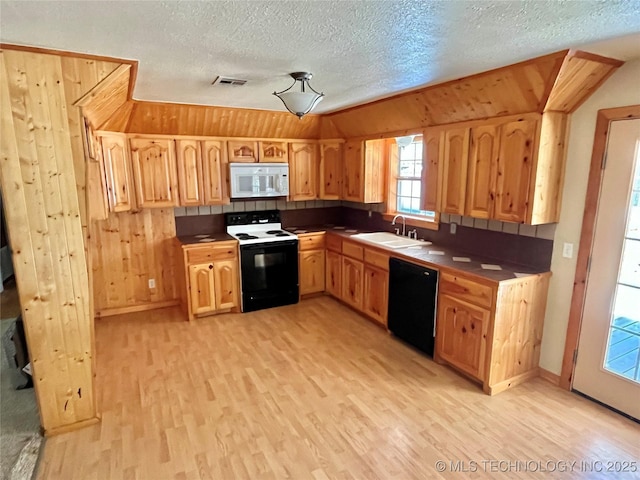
[236,234,259,240]
[275,233,290,237]
[266,230,283,234]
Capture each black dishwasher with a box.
[388,258,438,356]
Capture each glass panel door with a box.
[604,146,640,382]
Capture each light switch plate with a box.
[562,242,574,259]
[148,278,156,289]
[450,222,457,234]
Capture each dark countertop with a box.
[176,233,237,246]
[285,225,548,283]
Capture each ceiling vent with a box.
[212,76,247,86]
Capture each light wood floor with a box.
[37,297,639,479]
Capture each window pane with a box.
[399,161,415,177]
[619,238,640,288]
[398,180,413,196]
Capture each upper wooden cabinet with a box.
[440,127,470,215]
[100,133,135,212]
[129,137,179,208]
[465,125,500,219]
[342,139,385,203]
[494,118,537,223]
[259,141,288,163]
[160,139,229,207]
[228,140,259,162]
[420,129,443,212]
[319,141,342,200]
[175,139,204,207]
[201,140,228,205]
[289,142,318,201]
[424,112,564,224]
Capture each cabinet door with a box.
[441,127,470,215]
[466,125,500,219]
[188,263,217,315]
[289,142,318,201]
[299,249,326,295]
[341,256,364,310]
[494,119,537,223]
[129,137,178,208]
[363,139,386,203]
[343,140,363,202]
[175,139,203,206]
[363,265,388,326]
[436,294,490,381]
[325,250,342,298]
[202,140,228,204]
[213,258,239,310]
[228,140,258,162]
[319,142,342,200]
[259,141,288,163]
[101,133,135,212]
[421,129,443,212]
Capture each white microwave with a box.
[229,163,289,198]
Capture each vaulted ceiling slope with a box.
[73,47,621,140]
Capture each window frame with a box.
[384,135,440,231]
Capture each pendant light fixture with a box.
[273,72,324,119]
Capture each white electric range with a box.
[225,210,299,312]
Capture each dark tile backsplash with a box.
[175,206,553,271]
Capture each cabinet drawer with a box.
[186,244,236,264]
[299,233,326,251]
[326,235,342,253]
[364,248,389,271]
[439,272,494,309]
[342,240,364,261]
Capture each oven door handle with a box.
[240,240,298,251]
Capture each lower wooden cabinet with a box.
[436,294,490,381]
[298,232,326,296]
[363,265,389,326]
[299,249,325,295]
[177,240,240,321]
[435,270,551,395]
[325,250,342,297]
[341,256,364,310]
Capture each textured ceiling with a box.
[1,1,639,114]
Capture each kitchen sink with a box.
[350,232,431,249]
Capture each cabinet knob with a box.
[209,264,214,270]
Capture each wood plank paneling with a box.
[326,51,567,138]
[489,274,551,390]
[90,209,179,315]
[1,50,97,432]
[545,51,624,113]
[529,112,569,224]
[126,101,322,138]
[74,64,131,130]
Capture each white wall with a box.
[539,59,640,374]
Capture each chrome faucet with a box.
[392,214,406,236]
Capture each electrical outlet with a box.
[148,278,156,289]
[562,242,574,259]
[368,210,372,218]
[450,222,457,235]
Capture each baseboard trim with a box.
[539,367,561,386]
[96,300,180,318]
[44,417,100,437]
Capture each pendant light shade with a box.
[273,72,324,119]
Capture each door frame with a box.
[560,104,640,389]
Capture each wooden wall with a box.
[126,101,322,138]
[90,209,179,315]
[0,49,121,433]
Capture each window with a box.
[385,137,438,228]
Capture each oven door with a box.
[240,240,299,312]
